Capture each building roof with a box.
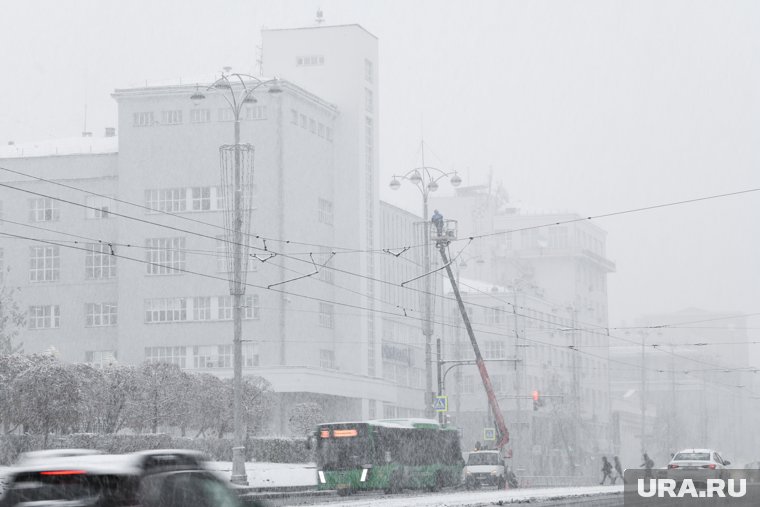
[0,136,118,159]
[261,23,377,40]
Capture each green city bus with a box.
[311,418,464,495]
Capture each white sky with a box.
[0,0,758,334]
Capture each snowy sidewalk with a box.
[205,461,317,489]
[279,485,623,507]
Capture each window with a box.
[193,345,232,369]
[491,374,507,393]
[161,110,183,125]
[318,198,333,225]
[217,295,259,320]
[320,349,335,369]
[296,55,324,66]
[192,297,211,321]
[365,88,373,113]
[29,198,59,222]
[85,243,116,279]
[483,340,505,359]
[145,298,187,323]
[190,108,211,123]
[299,114,307,128]
[243,294,260,320]
[218,108,235,122]
[485,306,504,325]
[85,350,116,368]
[245,106,266,120]
[290,109,298,124]
[318,247,334,284]
[85,303,117,327]
[28,305,60,329]
[29,246,59,282]
[325,127,333,142]
[317,123,325,138]
[145,237,185,275]
[319,302,334,329]
[191,187,211,211]
[243,343,259,367]
[133,112,154,127]
[145,346,186,367]
[364,59,373,83]
[145,188,186,213]
[85,195,112,219]
[309,118,316,133]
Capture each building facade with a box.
[0,24,431,432]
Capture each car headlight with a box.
[490,471,498,475]
[464,469,471,476]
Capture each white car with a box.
[463,450,506,489]
[667,448,730,487]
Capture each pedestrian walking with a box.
[612,455,623,484]
[641,453,654,480]
[600,456,613,485]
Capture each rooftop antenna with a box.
[256,44,263,76]
[315,7,325,25]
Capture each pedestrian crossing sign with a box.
[432,396,448,412]
[484,428,496,441]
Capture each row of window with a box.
[30,303,118,329]
[289,108,334,141]
[133,106,267,127]
[25,197,112,223]
[144,344,260,369]
[144,295,260,323]
[26,295,262,329]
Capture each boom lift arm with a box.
[437,241,510,450]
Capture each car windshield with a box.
[673,452,711,461]
[467,453,500,466]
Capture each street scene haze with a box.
[0,2,758,506]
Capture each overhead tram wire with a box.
[2,164,759,255]
[6,229,753,395]
[1,170,757,382]
[0,230,711,385]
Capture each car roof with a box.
[675,449,716,454]
[470,450,500,454]
[5,449,207,477]
[15,449,104,465]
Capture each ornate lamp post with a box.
[389,164,461,418]
[191,69,281,485]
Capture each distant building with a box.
[431,184,616,475]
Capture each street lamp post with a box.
[191,70,281,485]
[389,161,461,418]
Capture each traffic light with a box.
[532,390,540,411]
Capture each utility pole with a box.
[640,330,647,455]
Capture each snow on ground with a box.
[206,461,317,489]
[281,485,623,507]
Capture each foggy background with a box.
[1,0,757,360]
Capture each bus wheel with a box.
[337,487,350,497]
[384,470,402,494]
[430,471,444,492]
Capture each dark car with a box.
[0,449,262,507]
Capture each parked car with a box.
[0,449,263,507]
[463,450,507,489]
[667,448,730,487]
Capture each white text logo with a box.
[638,479,746,498]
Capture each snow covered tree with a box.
[96,364,141,434]
[13,357,81,445]
[288,402,325,436]
[130,362,187,434]
[0,285,25,355]
[0,353,33,433]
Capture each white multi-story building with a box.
[0,24,436,431]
